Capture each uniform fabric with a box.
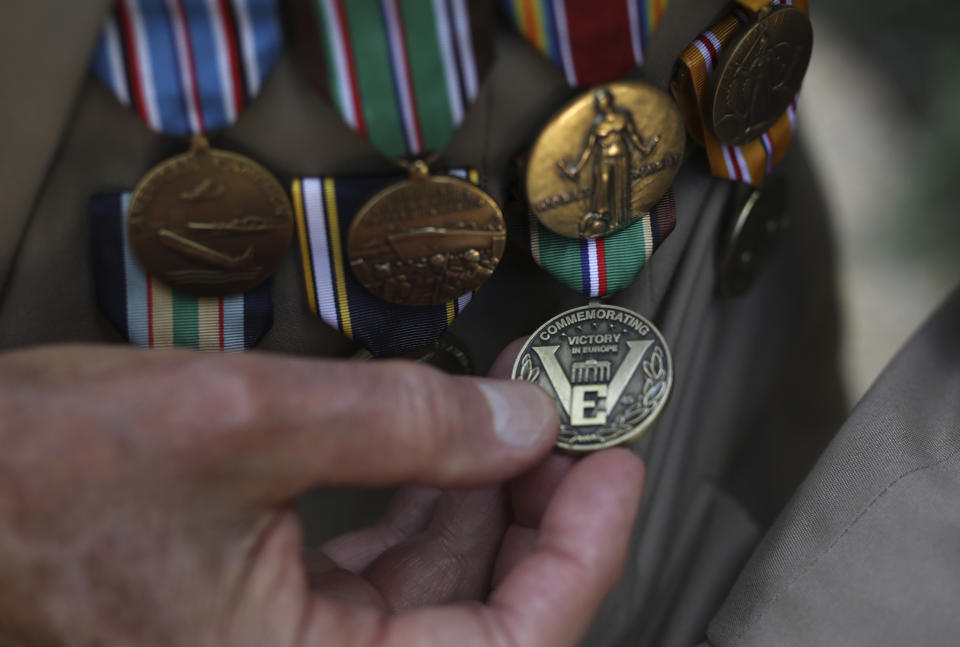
[0,2,857,646]
[710,286,960,647]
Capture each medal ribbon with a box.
[89,1,281,351]
[506,0,674,298]
[292,172,477,358]
[526,190,676,298]
[289,0,493,158]
[503,0,669,87]
[91,193,274,350]
[91,0,283,135]
[285,2,495,355]
[672,0,807,185]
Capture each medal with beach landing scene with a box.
[89,0,287,349]
[288,0,505,358]
[505,0,678,451]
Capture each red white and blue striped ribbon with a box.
[91,0,283,135]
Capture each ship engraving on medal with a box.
[710,6,813,146]
[127,137,293,296]
[526,81,685,240]
[512,304,673,452]
[348,169,506,307]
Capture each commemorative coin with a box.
[512,304,673,452]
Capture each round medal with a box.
[526,81,685,240]
[128,137,293,297]
[709,6,813,146]
[347,163,506,307]
[512,304,673,452]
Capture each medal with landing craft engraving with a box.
[526,81,685,240]
[347,162,506,307]
[709,6,813,146]
[512,304,673,452]
[128,136,293,297]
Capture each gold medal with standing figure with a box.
[526,81,685,239]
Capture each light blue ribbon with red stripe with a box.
[92,0,283,135]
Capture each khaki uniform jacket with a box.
[8,2,953,646]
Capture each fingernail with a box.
[477,381,556,448]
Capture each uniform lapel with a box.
[0,0,113,294]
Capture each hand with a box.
[0,344,645,647]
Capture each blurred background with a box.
[804,2,960,402]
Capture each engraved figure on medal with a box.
[526,81,685,240]
[558,90,662,238]
[512,305,673,452]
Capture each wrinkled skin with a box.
[0,343,645,647]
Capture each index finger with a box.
[160,353,559,498]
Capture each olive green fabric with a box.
[0,2,849,646]
[709,286,960,646]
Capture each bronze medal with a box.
[512,304,673,453]
[347,162,506,307]
[709,6,813,146]
[128,137,293,297]
[526,81,685,240]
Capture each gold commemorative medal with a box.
[709,6,813,146]
[512,304,673,453]
[128,136,293,297]
[526,81,685,239]
[347,161,506,307]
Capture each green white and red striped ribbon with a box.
[291,0,492,157]
[527,190,675,297]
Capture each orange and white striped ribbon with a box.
[672,0,808,185]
